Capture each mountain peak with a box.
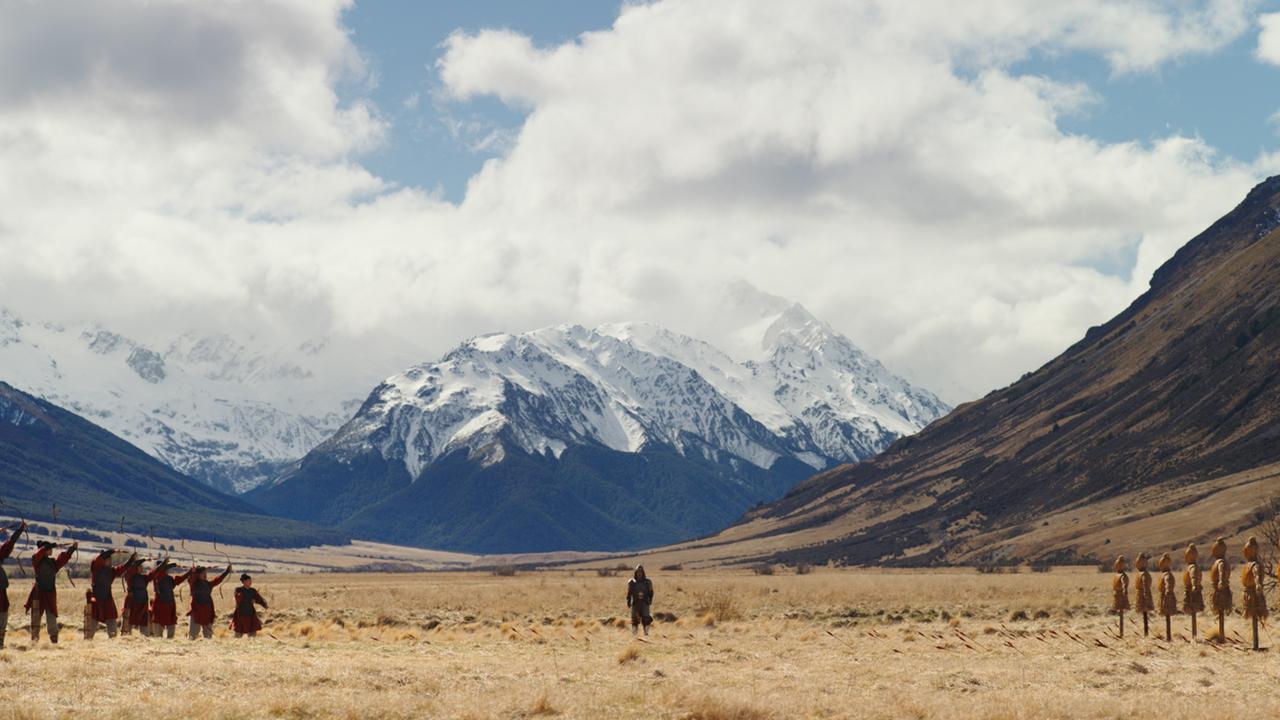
[254,306,949,553]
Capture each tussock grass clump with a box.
[618,644,641,664]
[529,692,559,716]
[679,695,775,720]
[750,564,774,576]
[492,565,517,577]
[693,591,743,623]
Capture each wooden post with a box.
[1242,536,1268,650]
[1119,612,1124,638]
[1165,615,1172,642]
[1183,544,1204,641]
[1209,538,1231,643]
[1142,612,1149,637]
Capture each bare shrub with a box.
[492,565,517,577]
[595,567,618,577]
[794,562,813,575]
[751,563,774,576]
[1254,493,1280,592]
[661,563,684,572]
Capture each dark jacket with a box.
[627,577,654,607]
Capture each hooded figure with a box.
[231,573,268,638]
[0,522,25,649]
[25,540,77,643]
[626,565,655,636]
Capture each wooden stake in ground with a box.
[1111,556,1130,638]
[1210,537,1232,642]
[1134,553,1154,638]
[1157,553,1178,642]
[1182,544,1204,639]
[1241,536,1268,651]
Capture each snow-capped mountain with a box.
[0,309,380,493]
[251,299,948,553]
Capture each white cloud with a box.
[1257,11,1280,65]
[0,0,1273,405]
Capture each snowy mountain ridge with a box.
[0,309,373,493]
[312,302,949,485]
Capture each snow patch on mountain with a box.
[0,309,383,493]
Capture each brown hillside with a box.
[632,176,1280,568]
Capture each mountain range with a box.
[0,381,346,547]
[250,295,948,553]
[0,312,392,493]
[643,175,1280,568]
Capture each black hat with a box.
[37,540,56,550]
[240,573,251,582]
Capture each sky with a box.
[2,0,1280,404]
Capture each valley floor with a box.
[3,568,1280,719]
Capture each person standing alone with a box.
[626,565,654,636]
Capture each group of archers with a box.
[0,521,269,648]
[1111,536,1275,649]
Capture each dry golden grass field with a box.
[4,567,1280,719]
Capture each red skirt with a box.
[127,599,149,626]
[151,600,178,626]
[93,598,119,622]
[231,613,262,634]
[188,604,216,626]
[25,588,59,617]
